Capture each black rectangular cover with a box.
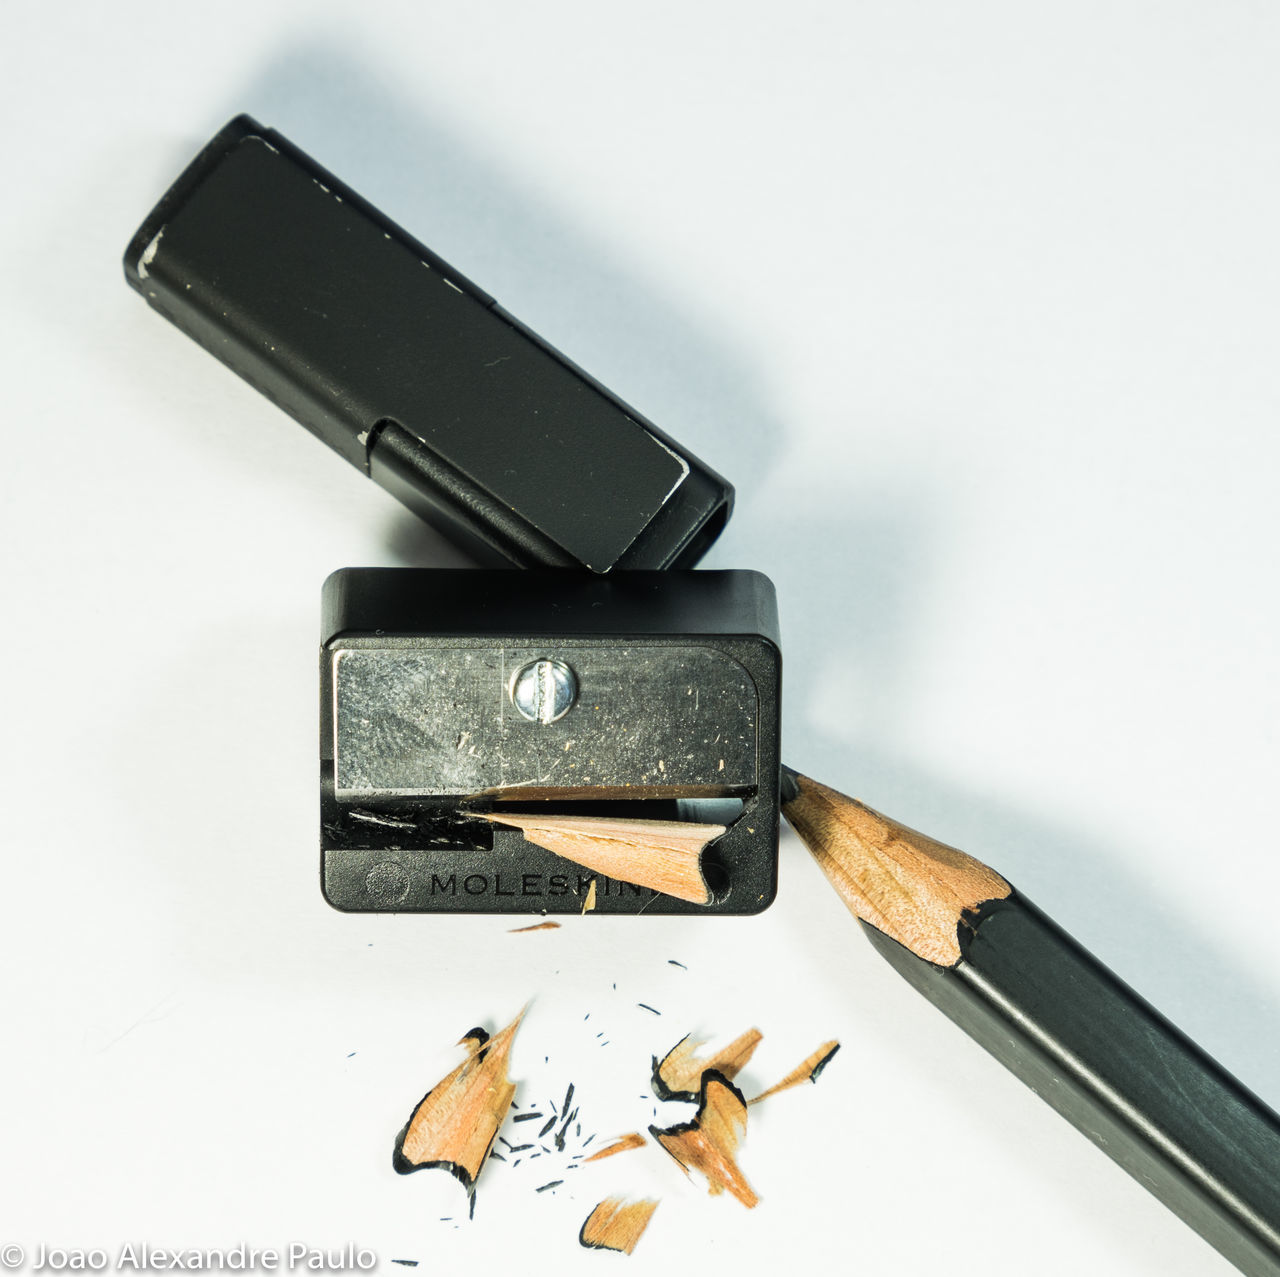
[124,116,733,572]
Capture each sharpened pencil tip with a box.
[779,764,801,805]
[782,772,1010,966]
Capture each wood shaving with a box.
[457,1028,489,1055]
[584,1131,646,1162]
[652,1028,762,1102]
[748,1040,840,1104]
[579,1197,659,1254]
[392,1009,525,1211]
[477,812,723,904]
[650,1071,758,1208]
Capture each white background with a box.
[3,3,1279,1273]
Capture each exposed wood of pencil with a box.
[584,1131,646,1162]
[393,1010,524,1200]
[748,1040,840,1105]
[781,772,1010,965]
[651,1072,758,1208]
[477,812,724,905]
[652,1028,762,1102]
[579,1197,659,1254]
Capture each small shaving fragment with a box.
[651,1072,758,1208]
[478,812,723,904]
[748,1040,841,1104]
[584,1132,646,1163]
[555,1108,577,1152]
[509,921,561,933]
[458,1028,489,1055]
[652,1028,762,1102]
[579,1197,659,1255]
[349,808,417,831]
[582,879,597,914]
[392,1009,524,1213]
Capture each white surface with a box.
[3,3,1279,1273]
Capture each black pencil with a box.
[781,769,1280,1277]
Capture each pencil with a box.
[781,768,1280,1277]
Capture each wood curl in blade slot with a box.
[472,809,735,905]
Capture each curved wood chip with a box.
[579,1197,659,1254]
[478,812,723,904]
[652,1028,762,1102]
[392,1010,525,1209]
[650,1071,758,1208]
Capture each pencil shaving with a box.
[651,1071,758,1208]
[652,1028,762,1102]
[584,1131,646,1162]
[579,1197,659,1255]
[508,921,561,933]
[477,812,723,904]
[392,1009,525,1210]
[581,879,597,914]
[748,1040,840,1104]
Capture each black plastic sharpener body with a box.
[321,569,781,915]
[123,115,733,572]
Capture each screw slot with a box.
[510,659,577,724]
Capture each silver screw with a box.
[510,658,577,724]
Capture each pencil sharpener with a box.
[321,569,782,915]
